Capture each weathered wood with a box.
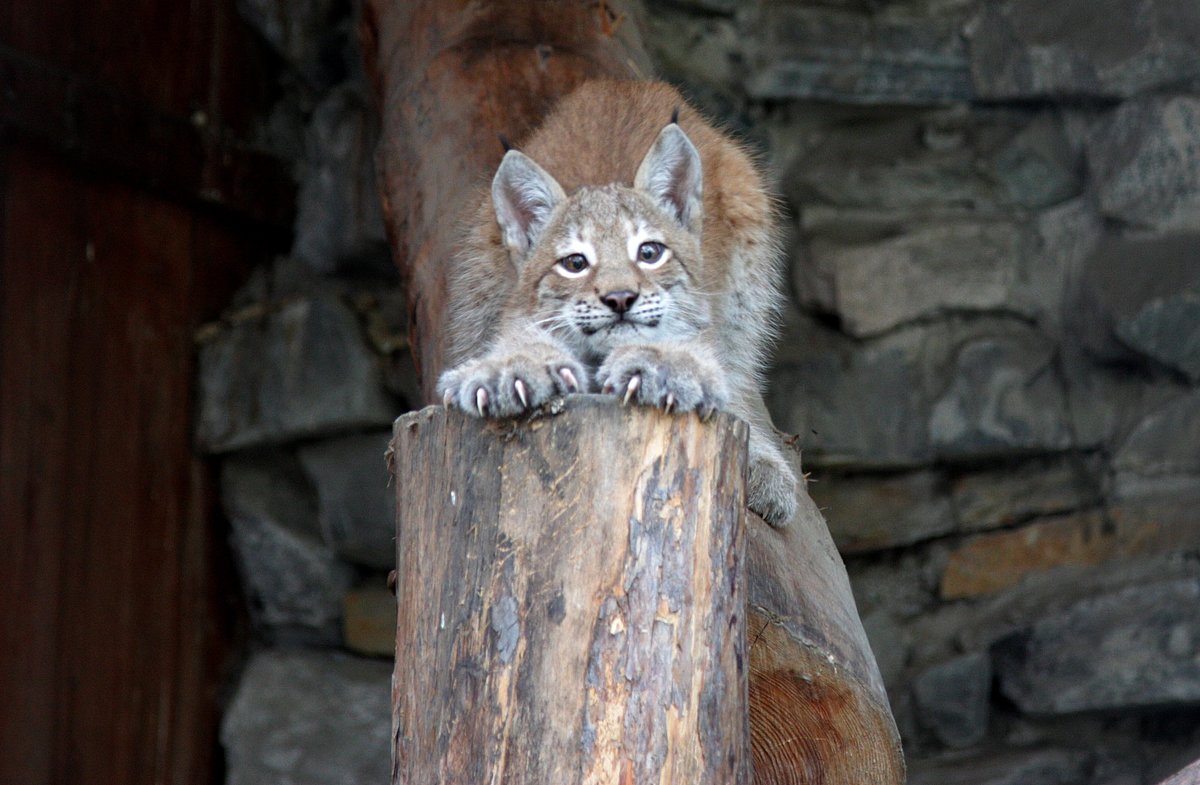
[365,1,905,782]
[390,397,749,784]
[745,458,906,783]
[360,0,651,400]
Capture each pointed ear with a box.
[634,124,703,231]
[492,150,566,260]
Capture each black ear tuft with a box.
[670,106,680,126]
[498,133,513,153]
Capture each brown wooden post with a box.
[389,397,750,783]
[363,1,905,783]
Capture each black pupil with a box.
[563,254,586,272]
[640,243,661,262]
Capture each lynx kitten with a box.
[438,80,798,527]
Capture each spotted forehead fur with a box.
[551,185,673,257]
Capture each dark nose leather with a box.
[601,289,638,313]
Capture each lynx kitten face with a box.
[489,123,708,364]
[438,81,799,527]
[527,187,708,363]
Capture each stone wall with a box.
[202,1,1200,783]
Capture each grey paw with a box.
[438,350,587,417]
[747,451,798,529]
[598,345,728,416]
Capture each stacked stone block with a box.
[198,2,402,780]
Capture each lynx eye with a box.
[636,241,668,268]
[555,253,590,278]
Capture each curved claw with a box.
[514,378,529,408]
[622,374,641,405]
[558,367,580,392]
[602,380,615,395]
[664,392,675,414]
[442,388,453,408]
[475,387,488,417]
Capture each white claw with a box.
[475,388,488,416]
[664,392,675,414]
[443,388,453,408]
[559,367,579,392]
[514,378,529,408]
[623,375,640,405]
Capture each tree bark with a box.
[364,1,905,783]
[389,397,750,784]
[745,451,906,783]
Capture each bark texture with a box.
[389,398,750,784]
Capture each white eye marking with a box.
[626,224,649,262]
[553,238,596,279]
[627,225,670,269]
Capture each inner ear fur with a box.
[634,123,703,232]
[492,150,567,261]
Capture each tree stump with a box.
[389,397,750,783]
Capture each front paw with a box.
[598,345,728,416]
[439,348,587,417]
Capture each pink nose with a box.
[601,290,638,313]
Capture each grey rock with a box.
[908,746,1091,785]
[770,317,932,468]
[950,454,1104,533]
[846,549,940,621]
[861,609,913,692]
[196,295,397,452]
[1027,199,1103,337]
[222,649,391,785]
[293,84,390,275]
[800,221,1028,337]
[1088,97,1200,233]
[928,330,1072,460]
[745,6,974,105]
[785,110,1078,215]
[298,431,396,569]
[645,7,741,95]
[1115,288,1200,382]
[995,579,1200,713]
[913,652,992,748]
[968,0,1200,99]
[221,455,354,643]
[954,545,1200,656]
[1113,389,1200,480]
[771,316,1071,467]
[1068,232,1200,365]
[811,470,955,552]
[991,114,1084,211]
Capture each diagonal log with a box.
[363,1,904,782]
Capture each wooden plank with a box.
[0,143,257,785]
[0,46,295,229]
[0,143,80,785]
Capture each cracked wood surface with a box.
[390,398,749,784]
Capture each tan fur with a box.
[440,80,797,526]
